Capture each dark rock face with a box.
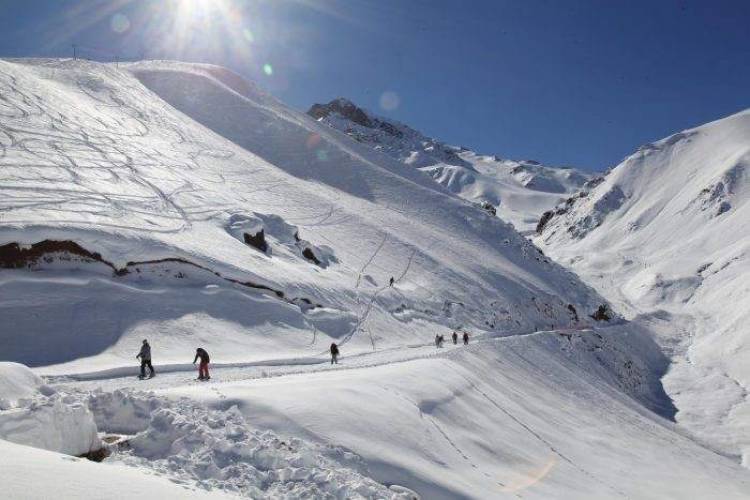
[536,210,555,234]
[302,247,321,265]
[590,304,612,321]
[0,240,120,273]
[308,99,373,128]
[567,304,579,322]
[479,201,497,216]
[243,229,268,253]
[308,98,405,139]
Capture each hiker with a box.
[193,347,211,380]
[463,331,469,345]
[452,331,458,345]
[330,342,340,364]
[136,339,155,379]
[435,334,445,348]
[389,277,395,287]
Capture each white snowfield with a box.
[0,58,748,498]
[309,98,589,233]
[537,109,750,466]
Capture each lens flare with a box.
[242,28,255,43]
[263,63,273,76]
[306,133,322,149]
[379,91,400,111]
[111,13,130,34]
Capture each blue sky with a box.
[0,0,748,171]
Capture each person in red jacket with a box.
[193,347,210,380]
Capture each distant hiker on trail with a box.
[389,277,395,287]
[463,332,469,345]
[452,331,458,345]
[330,342,340,365]
[193,347,210,380]
[435,334,445,348]
[136,339,155,379]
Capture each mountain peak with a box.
[308,98,374,129]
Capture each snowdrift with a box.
[0,362,99,456]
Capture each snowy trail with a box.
[49,330,538,392]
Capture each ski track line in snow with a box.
[456,371,629,498]
[379,383,512,493]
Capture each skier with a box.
[330,342,340,364]
[452,331,458,345]
[389,277,395,287]
[463,331,469,345]
[136,339,155,379]
[193,347,211,380]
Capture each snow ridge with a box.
[308,98,590,232]
[536,108,750,466]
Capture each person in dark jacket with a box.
[330,342,340,364]
[136,339,155,379]
[193,347,210,380]
[452,331,458,345]
[463,331,469,345]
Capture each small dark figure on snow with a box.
[330,342,340,364]
[193,347,211,380]
[463,332,469,345]
[435,334,445,348]
[389,277,395,287]
[136,339,155,379]
[452,331,458,345]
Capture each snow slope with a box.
[309,98,589,233]
[0,58,603,374]
[0,438,234,499]
[1,58,748,498]
[537,109,750,466]
[50,327,750,499]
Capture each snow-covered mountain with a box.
[1,59,749,498]
[308,98,589,233]
[536,109,750,466]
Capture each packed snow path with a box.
[49,331,532,392]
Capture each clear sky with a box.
[0,0,748,171]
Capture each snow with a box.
[309,98,589,233]
[0,362,99,456]
[537,109,750,466]
[0,362,45,408]
[0,438,234,499]
[47,327,747,500]
[1,57,749,498]
[87,390,417,499]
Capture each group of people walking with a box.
[136,339,211,380]
[137,330,470,380]
[435,331,470,348]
